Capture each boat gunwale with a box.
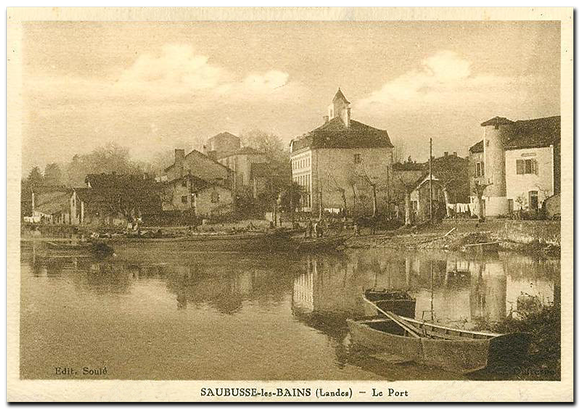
[353,316,500,340]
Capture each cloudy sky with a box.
[22,20,560,173]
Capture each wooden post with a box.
[429,138,433,222]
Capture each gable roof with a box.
[503,116,561,150]
[291,117,392,153]
[163,149,232,173]
[35,191,72,215]
[469,140,484,154]
[207,131,240,143]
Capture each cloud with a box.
[25,44,304,104]
[357,50,537,111]
[117,44,227,91]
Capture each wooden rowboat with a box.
[364,288,416,318]
[347,316,531,374]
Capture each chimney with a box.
[175,149,185,176]
[344,107,351,128]
[453,151,457,156]
[444,151,449,157]
[323,115,329,124]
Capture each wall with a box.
[291,149,313,210]
[162,180,192,211]
[497,220,561,246]
[194,186,233,217]
[313,147,393,215]
[505,146,554,210]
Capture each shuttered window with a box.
[516,159,537,175]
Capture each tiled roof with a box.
[469,140,484,154]
[291,117,392,153]
[480,116,514,127]
[504,116,561,150]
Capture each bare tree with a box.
[473,181,492,222]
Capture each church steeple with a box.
[328,88,351,127]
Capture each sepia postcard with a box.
[6,7,574,402]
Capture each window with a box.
[475,161,484,177]
[181,195,188,203]
[516,159,537,175]
[211,191,220,203]
[181,180,187,188]
[354,154,362,164]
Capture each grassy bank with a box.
[470,305,561,381]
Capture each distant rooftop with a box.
[291,117,392,153]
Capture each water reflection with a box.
[291,250,559,331]
[21,242,560,380]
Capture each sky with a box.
[21,20,561,173]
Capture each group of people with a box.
[305,219,325,238]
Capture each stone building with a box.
[289,89,393,216]
[469,115,561,216]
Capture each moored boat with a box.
[364,288,416,318]
[347,316,531,374]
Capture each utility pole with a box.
[429,138,433,222]
[386,164,391,219]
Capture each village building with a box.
[469,115,561,217]
[160,173,232,218]
[160,148,232,184]
[24,186,83,225]
[390,152,470,222]
[77,173,163,226]
[289,89,393,215]
[214,146,271,199]
[408,174,445,223]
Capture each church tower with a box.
[328,88,351,127]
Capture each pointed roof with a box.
[332,88,350,104]
[480,116,514,127]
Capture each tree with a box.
[26,166,44,188]
[279,183,303,225]
[43,163,63,186]
[473,181,491,222]
[240,129,288,162]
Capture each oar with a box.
[362,296,422,338]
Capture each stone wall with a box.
[497,220,561,246]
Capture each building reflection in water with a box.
[292,250,560,333]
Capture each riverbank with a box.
[345,219,561,258]
[470,304,561,381]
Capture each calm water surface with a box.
[20,242,560,380]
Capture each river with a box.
[20,242,560,381]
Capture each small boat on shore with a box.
[347,297,531,374]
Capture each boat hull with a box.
[347,318,530,374]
